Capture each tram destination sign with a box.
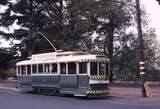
[31,52,57,61]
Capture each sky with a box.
[0,0,160,47]
[142,0,160,37]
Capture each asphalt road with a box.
[0,90,160,109]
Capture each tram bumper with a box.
[88,80,110,96]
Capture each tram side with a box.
[16,58,110,96]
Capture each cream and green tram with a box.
[16,51,110,97]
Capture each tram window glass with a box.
[27,65,31,75]
[32,64,37,74]
[90,62,97,75]
[60,63,66,74]
[44,64,50,74]
[38,64,43,74]
[99,63,105,75]
[106,63,109,75]
[51,64,57,74]
[21,65,26,75]
[79,62,87,74]
[68,62,76,74]
[17,66,21,75]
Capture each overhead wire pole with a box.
[37,31,58,52]
[135,0,147,97]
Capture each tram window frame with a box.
[79,62,87,74]
[68,62,76,74]
[60,63,66,74]
[38,64,43,74]
[99,63,106,75]
[21,65,26,75]
[32,64,37,74]
[90,62,98,75]
[27,65,31,75]
[44,63,50,74]
[51,63,57,74]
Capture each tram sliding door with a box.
[60,62,78,94]
[77,62,89,92]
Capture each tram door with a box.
[78,62,88,90]
[60,63,78,92]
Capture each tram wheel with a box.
[55,90,60,95]
[33,87,40,94]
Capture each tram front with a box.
[88,59,110,96]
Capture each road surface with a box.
[0,89,160,109]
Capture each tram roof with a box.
[16,51,110,65]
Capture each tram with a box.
[16,51,110,97]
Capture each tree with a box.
[0,0,159,81]
[81,0,158,81]
[0,0,135,80]
[81,0,135,81]
[156,0,160,4]
[0,48,17,79]
[0,0,95,54]
[0,0,8,5]
[0,0,63,57]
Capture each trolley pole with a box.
[135,0,147,97]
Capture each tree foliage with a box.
[0,0,159,80]
[0,48,17,79]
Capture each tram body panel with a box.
[32,75,60,87]
[17,75,33,91]
[60,75,78,89]
[78,75,89,89]
[60,75,90,95]
[88,79,110,95]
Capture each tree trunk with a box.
[70,0,76,50]
[26,0,34,57]
[108,18,115,82]
[57,0,63,43]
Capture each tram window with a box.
[79,62,87,74]
[38,64,43,74]
[99,63,105,75]
[44,64,50,74]
[68,62,76,74]
[106,63,109,75]
[90,62,97,75]
[60,63,66,74]
[51,64,57,74]
[32,64,37,74]
[21,65,26,75]
[17,66,21,75]
[27,65,31,75]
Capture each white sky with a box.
[142,0,160,37]
[0,0,160,47]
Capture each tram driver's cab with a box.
[87,60,110,95]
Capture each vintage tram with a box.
[16,51,110,97]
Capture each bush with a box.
[146,70,160,81]
[0,68,16,79]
